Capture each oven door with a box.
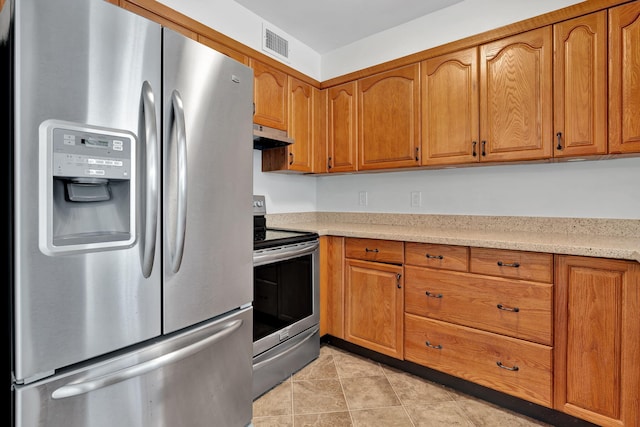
[252,239,319,358]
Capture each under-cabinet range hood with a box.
[253,124,294,150]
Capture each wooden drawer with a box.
[404,266,552,345]
[404,242,469,271]
[470,247,553,283]
[345,238,404,264]
[404,313,553,407]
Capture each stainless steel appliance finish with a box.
[6,0,254,425]
[252,124,294,150]
[252,196,320,398]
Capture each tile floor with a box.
[251,343,552,426]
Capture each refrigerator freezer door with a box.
[162,29,254,333]
[15,307,253,427]
[14,0,162,383]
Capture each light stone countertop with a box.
[266,212,640,263]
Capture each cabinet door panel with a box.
[251,59,288,130]
[422,47,479,165]
[554,11,607,157]
[327,82,358,172]
[609,2,640,154]
[287,77,313,171]
[480,27,553,162]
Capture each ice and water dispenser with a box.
[39,120,137,255]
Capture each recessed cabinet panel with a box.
[251,59,288,130]
[327,82,358,172]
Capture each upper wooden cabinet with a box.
[327,82,358,173]
[553,11,608,157]
[421,47,479,166]
[250,59,288,131]
[262,77,316,172]
[357,64,421,170]
[609,1,640,154]
[479,27,553,162]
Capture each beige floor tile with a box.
[332,351,385,378]
[293,352,338,380]
[454,395,552,426]
[251,415,294,427]
[293,379,349,415]
[350,406,413,427]
[253,380,292,417]
[404,400,474,426]
[383,366,457,406]
[294,411,353,426]
[341,376,401,410]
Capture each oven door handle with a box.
[253,326,319,370]
[253,241,319,266]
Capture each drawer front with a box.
[404,314,553,407]
[404,266,552,345]
[470,248,553,283]
[404,242,469,271]
[345,238,404,264]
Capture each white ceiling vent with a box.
[262,25,289,62]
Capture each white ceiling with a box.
[232,0,464,54]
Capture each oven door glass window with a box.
[253,254,312,342]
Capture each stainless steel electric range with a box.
[252,195,320,399]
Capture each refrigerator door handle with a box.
[169,89,188,273]
[50,318,244,400]
[140,81,159,278]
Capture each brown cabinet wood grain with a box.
[320,236,345,338]
[479,27,553,162]
[405,314,553,407]
[404,242,469,272]
[358,64,421,170]
[327,82,358,172]
[554,255,640,427]
[345,238,404,264]
[421,47,480,166]
[345,258,404,359]
[470,247,553,283]
[553,11,608,157]
[250,59,288,131]
[609,1,640,154]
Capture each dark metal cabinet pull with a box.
[415,146,420,161]
[327,156,332,169]
[396,273,402,289]
[425,291,443,299]
[365,248,379,253]
[472,141,477,157]
[481,141,486,156]
[496,361,519,371]
[425,341,442,350]
[425,254,443,260]
[289,152,294,165]
[497,304,520,312]
[497,261,520,268]
[556,132,563,150]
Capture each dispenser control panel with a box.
[51,127,133,180]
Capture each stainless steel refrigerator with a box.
[4,0,255,426]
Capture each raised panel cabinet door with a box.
[327,82,358,172]
[422,47,480,166]
[554,255,640,427]
[287,77,313,171]
[345,259,404,359]
[358,64,421,170]
[250,58,288,130]
[609,1,640,154]
[480,26,553,162]
[553,11,607,157]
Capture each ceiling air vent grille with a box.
[263,26,289,61]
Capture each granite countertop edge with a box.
[266,215,640,263]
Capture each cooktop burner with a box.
[253,195,318,250]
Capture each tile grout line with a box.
[381,363,417,427]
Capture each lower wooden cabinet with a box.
[404,314,553,407]
[344,258,404,359]
[554,255,640,427]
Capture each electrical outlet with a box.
[358,191,368,206]
[411,191,422,207]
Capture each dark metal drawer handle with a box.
[365,248,379,253]
[425,341,442,350]
[497,304,519,312]
[425,291,443,299]
[496,361,519,371]
[425,254,444,260]
[497,261,520,268]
